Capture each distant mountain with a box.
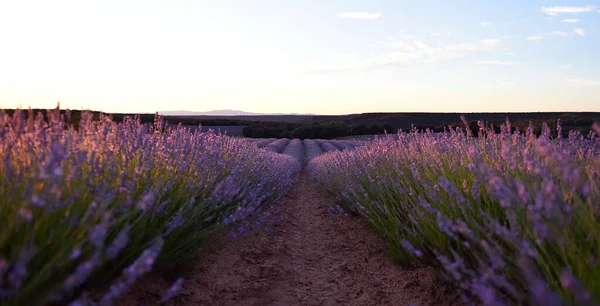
[158,109,316,116]
[159,110,260,116]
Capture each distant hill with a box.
[159,109,316,116]
[159,110,260,116]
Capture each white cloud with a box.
[574,28,585,36]
[526,31,568,41]
[559,65,572,69]
[551,31,569,36]
[504,52,516,56]
[480,22,491,26]
[541,5,597,15]
[567,78,600,87]
[338,12,381,19]
[476,60,519,66]
[527,36,544,41]
[562,19,580,23]
[308,36,507,74]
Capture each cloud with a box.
[480,22,491,26]
[307,36,507,74]
[526,31,568,40]
[574,28,585,36]
[504,52,516,56]
[541,5,597,15]
[559,65,572,69]
[476,60,519,66]
[567,78,600,87]
[338,12,381,19]
[562,19,580,23]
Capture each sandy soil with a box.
[118,172,462,306]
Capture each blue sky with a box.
[0,0,599,114]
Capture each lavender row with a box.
[0,108,298,305]
[308,119,600,305]
[330,140,354,151]
[303,139,323,163]
[253,138,277,148]
[281,139,304,172]
[319,141,340,153]
[264,138,291,153]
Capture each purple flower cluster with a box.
[308,119,600,305]
[0,107,298,305]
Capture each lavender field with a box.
[309,119,600,305]
[2,108,600,305]
[0,108,298,305]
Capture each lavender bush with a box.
[0,108,298,305]
[309,119,600,305]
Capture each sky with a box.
[0,0,599,115]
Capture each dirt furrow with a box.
[119,172,460,306]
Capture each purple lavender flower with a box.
[159,278,184,303]
[165,210,186,235]
[123,238,163,286]
[400,240,423,258]
[63,252,102,293]
[559,269,593,304]
[106,225,131,260]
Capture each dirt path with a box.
[119,172,460,306]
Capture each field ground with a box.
[118,172,461,306]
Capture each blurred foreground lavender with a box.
[309,119,600,305]
[0,107,298,305]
